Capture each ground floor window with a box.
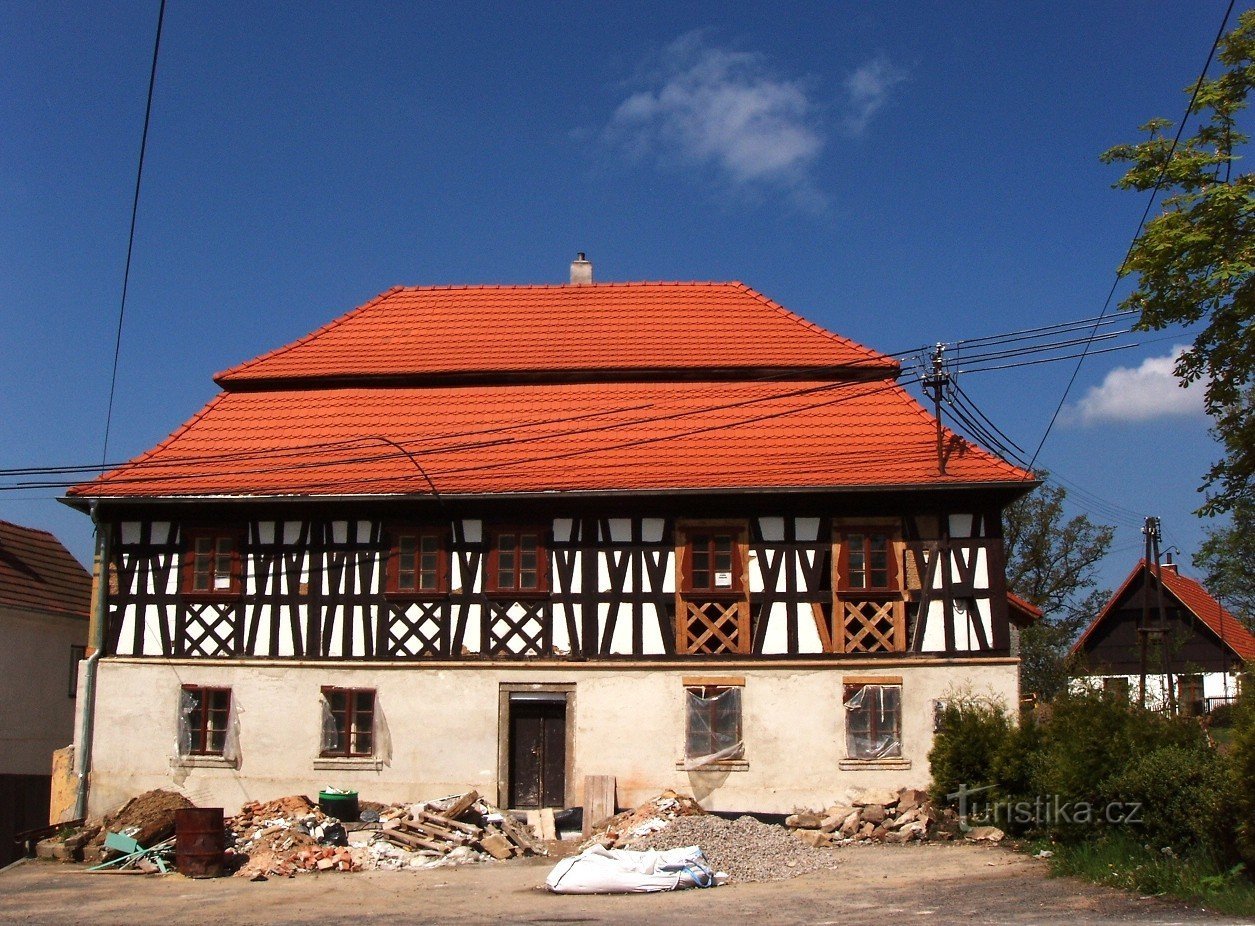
[179,686,231,755]
[321,687,375,757]
[1102,676,1131,701]
[1176,674,1205,716]
[844,683,902,759]
[683,684,743,768]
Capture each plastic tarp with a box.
[684,687,744,770]
[545,845,727,894]
[844,684,902,759]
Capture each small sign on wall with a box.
[714,571,732,588]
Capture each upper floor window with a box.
[684,528,742,594]
[838,530,896,591]
[182,529,240,595]
[489,527,547,594]
[386,527,447,595]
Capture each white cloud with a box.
[606,34,905,198]
[1067,346,1207,426]
[842,57,907,136]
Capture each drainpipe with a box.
[74,502,109,821]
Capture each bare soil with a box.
[0,842,1246,925]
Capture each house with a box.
[1070,557,1253,713]
[0,520,91,865]
[65,258,1036,817]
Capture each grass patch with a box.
[1043,832,1255,917]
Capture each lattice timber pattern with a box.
[837,597,905,653]
[679,600,750,654]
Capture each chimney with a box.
[570,252,593,285]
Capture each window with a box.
[179,686,231,756]
[685,530,740,593]
[320,688,375,757]
[1176,675,1205,717]
[68,644,86,698]
[1102,677,1131,701]
[684,685,743,768]
[489,528,547,593]
[386,527,447,594]
[844,683,902,759]
[838,530,895,591]
[182,529,240,595]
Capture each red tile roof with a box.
[215,283,899,384]
[72,379,1027,497]
[71,280,1034,498]
[0,520,91,619]
[1072,560,1255,662]
[1007,591,1043,626]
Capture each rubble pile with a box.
[582,789,707,848]
[226,789,547,878]
[783,787,960,846]
[82,789,195,863]
[628,814,840,882]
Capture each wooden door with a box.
[508,700,566,809]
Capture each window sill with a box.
[171,755,237,769]
[838,758,911,771]
[675,760,750,773]
[314,756,383,771]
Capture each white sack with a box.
[544,845,726,894]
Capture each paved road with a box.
[0,843,1248,925]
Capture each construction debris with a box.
[81,790,195,863]
[779,787,965,846]
[225,789,547,878]
[582,789,707,849]
[627,815,838,883]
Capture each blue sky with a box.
[0,1,1233,593]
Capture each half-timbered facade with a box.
[69,266,1034,815]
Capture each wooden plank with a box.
[538,808,557,841]
[842,674,903,686]
[681,676,745,687]
[498,813,544,855]
[582,775,616,838]
[417,810,480,835]
[380,828,449,853]
[437,790,480,821]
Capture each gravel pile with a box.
[626,814,839,883]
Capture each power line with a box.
[101,0,166,466]
[1026,0,1237,472]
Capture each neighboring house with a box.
[67,259,1036,816]
[0,520,91,865]
[1070,558,1253,713]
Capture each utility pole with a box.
[923,343,952,476]
[1138,516,1155,709]
[1148,519,1175,714]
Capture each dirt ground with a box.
[0,842,1248,926]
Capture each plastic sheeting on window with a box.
[320,695,341,754]
[221,698,240,764]
[176,688,195,757]
[844,684,902,759]
[683,687,744,770]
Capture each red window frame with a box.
[682,527,744,595]
[320,687,375,758]
[837,528,897,592]
[183,685,231,756]
[385,526,448,596]
[181,529,242,597]
[487,526,548,595]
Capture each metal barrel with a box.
[175,807,225,878]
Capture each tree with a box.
[1194,499,1255,626]
[1101,10,1255,515]
[1003,480,1114,699]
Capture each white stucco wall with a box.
[0,606,87,776]
[84,657,1018,817]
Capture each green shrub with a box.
[1229,687,1255,868]
[1208,701,1237,728]
[1102,744,1230,854]
[927,697,1013,804]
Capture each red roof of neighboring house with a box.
[1007,591,1044,627]
[215,283,899,384]
[1072,560,1255,662]
[70,280,1034,499]
[0,520,91,619]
